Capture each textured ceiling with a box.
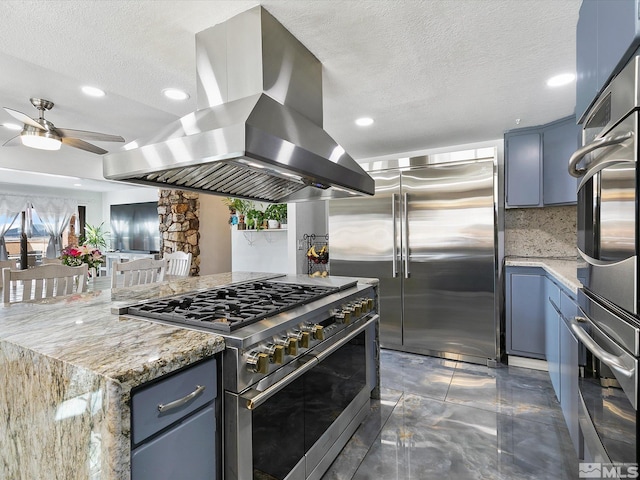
[0,0,581,191]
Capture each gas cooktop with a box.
[125,280,341,333]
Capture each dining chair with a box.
[164,251,192,277]
[3,263,89,304]
[111,257,168,288]
[0,259,18,290]
[42,257,62,265]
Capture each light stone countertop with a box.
[504,256,582,294]
[0,270,278,480]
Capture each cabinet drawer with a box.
[560,290,578,321]
[132,357,217,445]
[132,405,216,480]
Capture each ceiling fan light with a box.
[21,129,62,150]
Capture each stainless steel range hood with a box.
[103,6,374,203]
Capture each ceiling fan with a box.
[3,98,125,154]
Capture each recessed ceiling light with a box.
[546,73,576,87]
[162,88,190,100]
[355,117,374,127]
[73,183,82,187]
[82,86,105,97]
[2,122,22,131]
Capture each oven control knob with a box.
[353,303,362,317]
[361,298,371,312]
[263,344,285,364]
[287,337,298,355]
[314,325,325,341]
[340,309,352,324]
[300,331,311,348]
[367,298,374,311]
[247,352,269,374]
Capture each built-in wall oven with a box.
[570,55,640,468]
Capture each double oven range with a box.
[122,274,379,480]
[570,55,640,466]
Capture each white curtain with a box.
[30,197,78,258]
[0,195,29,261]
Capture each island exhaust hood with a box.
[103,6,374,203]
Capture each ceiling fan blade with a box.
[3,107,44,130]
[2,134,20,147]
[61,137,108,155]
[56,128,124,143]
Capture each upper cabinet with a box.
[576,0,640,123]
[505,116,579,208]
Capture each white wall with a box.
[199,194,231,274]
[287,201,327,274]
[232,229,288,273]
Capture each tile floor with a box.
[322,349,580,480]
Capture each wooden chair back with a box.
[0,259,18,290]
[3,263,88,304]
[111,257,167,288]
[42,258,63,265]
[164,251,192,277]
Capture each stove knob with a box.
[353,303,362,317]
[287,337,298,355]
[247,352,269,374]
[301,331,310,349]
[360,298,370,313]
[367,298,374,311]
[314,325,325,341]
[272,345,285,364]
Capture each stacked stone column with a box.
[158,190,200,276]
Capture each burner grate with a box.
[127,281,339,332]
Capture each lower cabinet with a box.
[505,267,546,358]
[131,356,219,480]
[506,266,581,455]
[560,291,581,456]
[545,278,561,399]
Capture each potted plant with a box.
[81,222,109,250]
[265,203,287,229]
[223,198,253,230]
[246,208,265,231]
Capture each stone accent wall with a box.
[505,205,577,258]
[158,190,200,276]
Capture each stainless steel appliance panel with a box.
[576,111,638,315]
[329,171,403,347]
[401,161,496,359]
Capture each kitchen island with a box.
[0,271,274,480]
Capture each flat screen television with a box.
[110,202,160,253]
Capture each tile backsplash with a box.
[505,206,577,258]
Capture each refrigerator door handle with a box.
[392,193,398,278]
[403,192,410,279]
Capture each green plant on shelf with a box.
[264,203,287,225]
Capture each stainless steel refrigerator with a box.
[329,158,498,365]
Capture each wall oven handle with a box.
[392,194,398,278]
[243,315,379,410]
[570,316,635,379]
[568,131,633,178]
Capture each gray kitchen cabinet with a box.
[560,290,581,456]
[505,267,546,359]
[542,117,580,205]
[131,356,219,480]
[545,278,561,399]
[505,115,578,208]
[576,0,640,123]
[505,130,541,207]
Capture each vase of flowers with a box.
[60,245,105,273]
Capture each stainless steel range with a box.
[121,275,379,480]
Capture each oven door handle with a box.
[570,316,635,379]
[242,314,379,410]
[568,131,633,178]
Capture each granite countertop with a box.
[504,256,582,294]
[0,270,276,480]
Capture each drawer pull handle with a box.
[158,385,206,413]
